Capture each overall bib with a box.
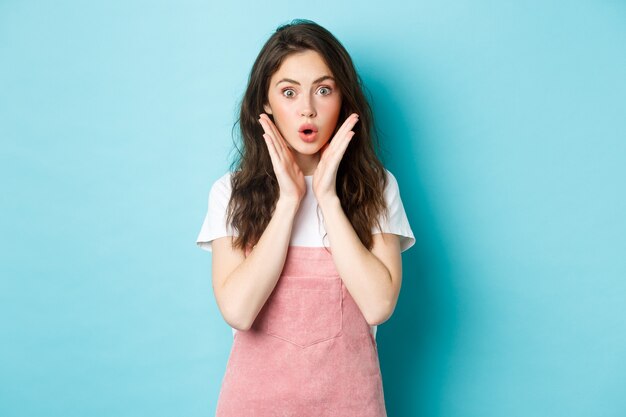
[215,246,387,417]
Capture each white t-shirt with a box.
[196,169,415,340]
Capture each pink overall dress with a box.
[215,245,387,417]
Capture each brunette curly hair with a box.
[228,19,388,251]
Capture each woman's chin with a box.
[288,137,330,154]
[291,144,324,156]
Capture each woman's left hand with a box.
[312,113,359,205]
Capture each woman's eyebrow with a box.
[275,75,335,86]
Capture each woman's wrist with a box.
[276,196,301,215]
[317,195,341,213]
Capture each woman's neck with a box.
[294,152,321,176]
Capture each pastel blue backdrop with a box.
[1,1,625,416]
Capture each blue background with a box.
[1,1,625,416]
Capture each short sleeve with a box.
[372,169,416,252]
[196,172,238,252]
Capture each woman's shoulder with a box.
[376,167,416,251]
[381,167,401,194]
[209,171,234,194]
[382,167,397,180]
[212,171,233,187]
[205,171,235,208]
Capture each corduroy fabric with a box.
[215,246,387,417]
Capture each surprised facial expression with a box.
[263,50,342,160]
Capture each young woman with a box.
[196,19,415,417]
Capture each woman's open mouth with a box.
[298,124,318,143]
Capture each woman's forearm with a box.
[319,196,393,325]
[220,198,299,330]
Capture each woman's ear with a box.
[263,103,273,115]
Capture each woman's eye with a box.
[318,87,331,95]
[282,89,295,98]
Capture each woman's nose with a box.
[300,97,316,117]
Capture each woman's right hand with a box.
[258,113,306,208]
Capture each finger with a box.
[259,116,287,160]
[316,141,330,162]
[324,119,357,166]
[334,130,355,158]
[263,133,283,166]
[324,132,354,168]
[261,114,290,153]
[336,113,359,137]
[261,114,294,155]
[328,113,359,151]
[260,115,290,159]
[259,114,282,143]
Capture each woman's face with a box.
[263,50,342,170]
